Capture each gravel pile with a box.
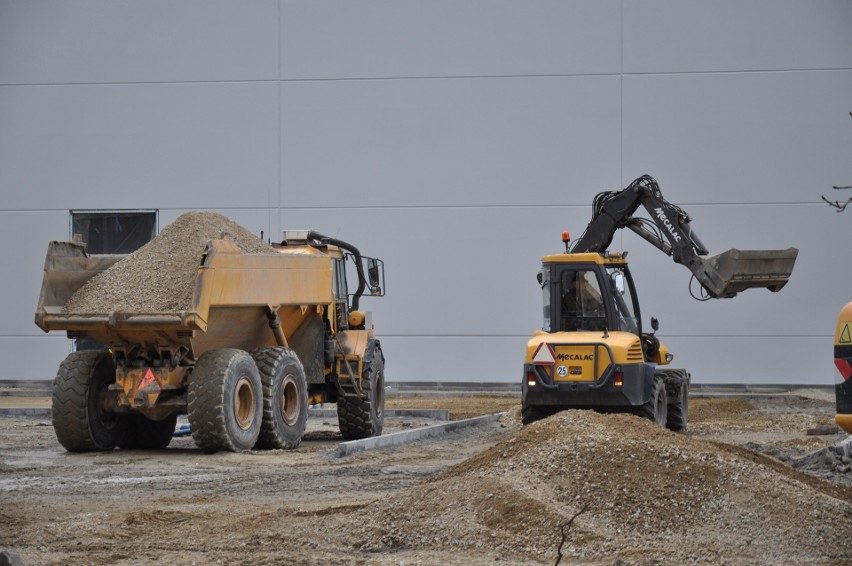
[63,211,275,315]
[345,410,852,564]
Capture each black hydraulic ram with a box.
[570,175,798,298]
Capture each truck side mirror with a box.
[366,257,384,296]
[651,317,659,333]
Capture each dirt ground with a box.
[1,393,850,565]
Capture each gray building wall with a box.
[1,0,850,384]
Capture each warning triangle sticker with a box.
[532,343,556,365]
[841,323,851,344]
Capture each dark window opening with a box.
[70,210,157,254]
[69,210,158,351]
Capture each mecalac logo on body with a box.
[557,353,593,361]
[654,208,682,242]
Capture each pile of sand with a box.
[63,211,275,315]
[340,410,851,564]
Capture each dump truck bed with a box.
[35,237,333,359]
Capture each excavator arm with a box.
[570,175,798,298]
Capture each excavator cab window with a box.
[559,269,607,331]
[606,266,640,334]
[540,269,551,332]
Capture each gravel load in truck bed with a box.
[63,211,275,315]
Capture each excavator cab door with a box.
[556,268,607,332]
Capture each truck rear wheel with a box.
[251,347,308,449]
[118,413,178,450]
[337,342,385,440]
[188,349,262,453]
[52,350,125,452]
[639,375,668,427]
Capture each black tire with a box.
[665,373,689,433]
[187,349,262,453]
[639,376,668,427]
[667,387,688,432]
[52,350,125,452]
[251,347,308,450]
[337,342,385,440]
[521,404,551,425]
[118,413,178,450]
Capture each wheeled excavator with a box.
[522,175,798,428]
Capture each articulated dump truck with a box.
[35,213,386,453]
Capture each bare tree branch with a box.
[554,504,590,566]
[820,112,852,212]
[822,186,852,212]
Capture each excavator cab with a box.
[544,258,640,335]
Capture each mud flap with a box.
[694,247,798,298]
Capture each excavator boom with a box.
[570,175,798,298]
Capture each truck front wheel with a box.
[188,349,262,453]
[251,347,308,450]
[52,350,125,452]
[337,342,385,440]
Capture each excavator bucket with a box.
[695,248,799,299]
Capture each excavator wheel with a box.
[118,413,178,450]
[639,375,668,427]
[660,369,689,432]
[251,347,308,450]
[52,350,126,452]
[188,349,262,453]
[667,387,688,432]
[521,404,554,425]
[337,342,385,440]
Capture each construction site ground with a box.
[1,389,850,565]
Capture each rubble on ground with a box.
[340,409,852,564]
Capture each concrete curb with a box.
[0,408,51,418]
[689,392,811,400]
[0,407,453,421]
[337,412,504,457]
[0,389,52,398]
[309,408,450,420]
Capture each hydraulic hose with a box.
[305,231,367,311]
